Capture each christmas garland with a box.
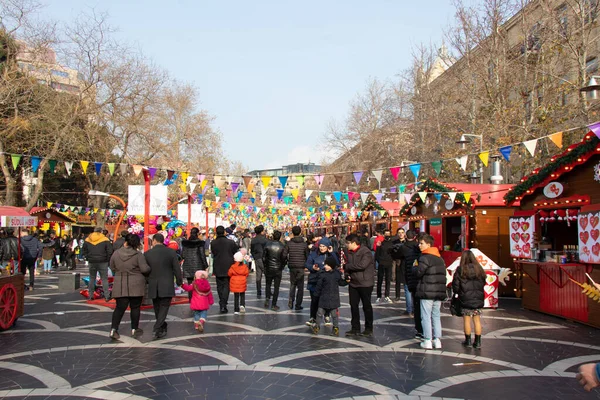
[399,178,474,216]
[504,134,600,205]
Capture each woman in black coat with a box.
[181,228,209,300]
[452,250,486,349]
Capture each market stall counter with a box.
[505,131,600,328]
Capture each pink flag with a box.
[389,166,401,180]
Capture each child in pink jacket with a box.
[181,270,214,332]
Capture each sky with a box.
[40,1,456,172]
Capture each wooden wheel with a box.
[0,283,18,330]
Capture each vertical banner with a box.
[127,185,168,215]
[177,204,205,223]
[509,216,534,258]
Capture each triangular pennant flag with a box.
[478,151,489,167]
[456,155,468,171]
[260,194,268,204]
[148,167,157,179]
[325,194,332,204]
[353,171,363,185]
[261,176,271,189]
[31,156,42,173]
[374,193,383,203]
[296,175,305,186]
[334,174,344,186]
[119,163,128,176]
[10,154,21,170]
[291,188,299,200]
[247,182,255,193]
[242,175,252,188]
[48,159,57,174]
[399,184,406,193]
[201,179,208,190]
[431,161,442,176]
[372,169,383,184]
[180,172,189,184]
[278,176,288,188]
[276,188,284,200]
[523,139,538,157]
[360,192,369,203]
[314,174,324,188]
[180,183,187,194]
[80,160,89,175]
[64,161,73,176]
[94,162,103,175]
[549,132,563,148]
[333,191,342,202]
[189,182,197,193]
[404,193,412,203]
[589,122,600,139]
[213,175,225,188]
[418,192,427,202]
[434,193,442,201]
[197,173,205,183]
[107,163,115,176]
[409,164,421,179]
[315,194,321,205]
[305,189,314,201]
[133,165,143,176]
[448,192,457,202]
[499,146,512,161]
[214,187,220,196]
[389,166,401,181]
[46,202,53,208]
[231,182,240,193]
[463,192,471,203]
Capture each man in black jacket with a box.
[414,234,447,350]
[83,227,114,301]
[211,225,238,313]
[263,230,288,311]
[1,229,20,275]
[21,229,42,289]
[285,226,308,310]
[344,233,375,337]
[375,229,394,303]
[399,230,421,337]
[113,230,128,251]
[251,225,268,297]
[391,228,406,302]
[145,233,183,339]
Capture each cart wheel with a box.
[0,283,18,331]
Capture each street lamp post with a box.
[456,134,484,184]
[88,190,127,244]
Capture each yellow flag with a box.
[478,151,489,167]
[180,171,189,184]
[80,160,89,175]
[180,184,187,194]
[291,188,299,200]
[463,192,471,203]
[316,196,321,205]
[247,182,255,192]
[261,176,271,188]
[47,202,53,208]
[549,132,563,148]
[201,179,208,190]
[132,165,143,176]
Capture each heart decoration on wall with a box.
[579,212,600,264]
[509,216,534,258]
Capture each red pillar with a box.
[187,194,192,238]
[143,169,151,252]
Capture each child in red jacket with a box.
[229,252,249,315]
[181,270,214,332]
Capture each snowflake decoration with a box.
[595,162,600,182]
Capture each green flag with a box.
[11,154,21,170]
[431,161,443,176]
[107,163,115,175]
[48,159,57,174]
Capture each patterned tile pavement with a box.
[1,266,600,399]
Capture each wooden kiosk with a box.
[399,178,517,296]
[506,132,600,328]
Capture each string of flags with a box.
[4,122,595,195]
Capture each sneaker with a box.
[345,329,361,337]
[234,311,240,315]
[311,323,320,334]
[375,297,382,303]
[415,333,424,340]
[271,305,280,311]
[305,318,316,326]
[324,316,332,326]
[131,328,143,338]
[288,300,294,309]
[264,300,270,308]
[197,321,204,333]
[420,339,433,349]
[433,338,442,349]
[240,306,246,313]
[109,329,120,340]
[361,329,373,337]
[294,306,304,311]
[394,297,402,302]
[332,327,339,336]
[410,313,414,318]
[384,297,393,303]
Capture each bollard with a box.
[58,272,81,292]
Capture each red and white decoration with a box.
[509,216,534,258]
[578,211,600,264]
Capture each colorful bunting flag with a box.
[314,174,324,187]
[372,169,383,184]
[305,189,314,201]
[48,159,57,174]
[409,164,421,179]
[278,176,288,188]
[80,160,89,175]
[261,176,271,189]
[389,166,401,180]
[231,182,240,193]
[463,192,472,203]
[64,161,73,176]
[478,151,489,167]
[119,164,128,176]
[11,154,21,170]
[242,175,252,188]
[418,192,427,202]
[31,156,42,173]
[399,184,406,193]
[549,132,563,148]
[353,171,363,185]
[523,139,538,156]
[133,165,143,177]
[448,192,457,202]
[360,192,369,203]
[334,174,344,186]
[94,162,102,175]
[431,161,442,176]
[456,155,468,171]
[499,145,512,161]
[296,175,305,187]
[333,191,341,202]
[589,122,600,139]
[148,167,157,179]
[107,163,115,176]
[276,189,284,200]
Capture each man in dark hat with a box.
[113,230,129,251]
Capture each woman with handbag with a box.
[452,250,485,349]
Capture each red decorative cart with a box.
[0,206,37,330]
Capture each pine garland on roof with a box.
[398,178,474,216]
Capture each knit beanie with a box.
[324,255,339,269]
[319,237,332,247]
[234,251,244,263]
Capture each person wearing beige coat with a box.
[109,234,151,340]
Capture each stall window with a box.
[444,217,462,251]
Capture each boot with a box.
[462,334,472,347]
[473,335,482,349]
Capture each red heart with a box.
[511,221,520,231]
[581,217,589,231]
[488,296,499,306]
[593,243,600,256]
[592,229,600,242]
[521,222,530,232]
[592,215,600,228]
[511,233,521,243]
[581,231,590,244]
[584,246,591,256]
[521,233,531,243]
[522,242,531,256]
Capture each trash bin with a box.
[59,273,81,292]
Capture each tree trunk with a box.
[0,142,16,206]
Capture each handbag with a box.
[450,294,463,317]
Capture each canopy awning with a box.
[0,206,38,227]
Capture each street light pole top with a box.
[88,190,110,197]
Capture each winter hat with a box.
[324,256,339,268]
[195,270,208,280]
[319,237,332,248]
[234,251,244,263]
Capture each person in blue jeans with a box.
[414,234,447,350]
